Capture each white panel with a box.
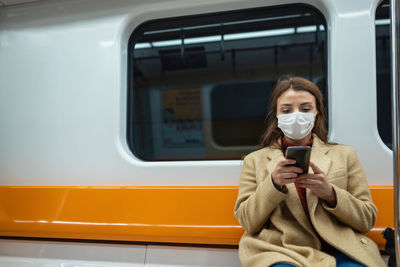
[1,0,39,5]
[0,239,146,264]
[0,257,144,267]
[145,245,241,267]
[1,0,41,5]
[326,0,392,185]
[0,0,296,186]
[0,240,242,267]
[0,0,392,186]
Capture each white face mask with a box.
[277,112,315,140]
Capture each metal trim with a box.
[390,0,400,264]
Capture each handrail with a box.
[391,0,400,265]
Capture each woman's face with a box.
[276,89,317,116]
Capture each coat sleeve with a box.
[322,147,377,233]
[234,154,287,234]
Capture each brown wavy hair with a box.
[260,76,329,148]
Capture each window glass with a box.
[128,4,327,161]
[376,0,391,149]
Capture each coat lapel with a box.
[306,136,332,215]
[265,148,284,175]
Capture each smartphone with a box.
[285,146,311,174]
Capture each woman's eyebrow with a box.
[300,102,313,106]
[280,103,292,107]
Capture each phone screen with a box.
[285,146,311,174]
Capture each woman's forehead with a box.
[277,89,316,104]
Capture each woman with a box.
[234,76,386,267]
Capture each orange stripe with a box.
[0,186,393,249]
[364,185,394,250]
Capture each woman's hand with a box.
[296,161,337,206]
[271,159,303,187]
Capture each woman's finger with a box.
[279,172,299,179]
[297,173,319,180]
[281,178,297,184]
[309,161,324,175]
[278,159,296,167]
[280,166,303,174]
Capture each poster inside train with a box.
[162,88,203,147]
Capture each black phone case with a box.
[285,146,311,174]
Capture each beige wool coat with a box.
[234,135,386,267]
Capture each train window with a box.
[128,4,327,161]
[376,0,391,149]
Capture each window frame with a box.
[127,3,329,161]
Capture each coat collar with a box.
[265,134,331,175]
[264,134,332,235]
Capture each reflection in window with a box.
[128,4,327,161]
[376,0,391,149]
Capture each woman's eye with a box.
[282,109,291,113]
[302,108,311,112]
